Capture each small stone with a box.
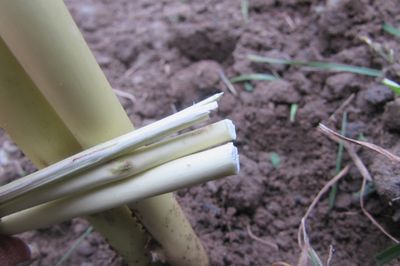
[226,207,237,216]
[298,99,329,129]
[73,223,87,235]
[335,193,353,210]
[169,60,222,106]
[273,220,286,230]
[325,73,355,99]
[267,202,281,215]
[365,85,394,106]
[383,99,400,131]
[113,38,138,65]
[219,93,236,114]
[393,209,400,222]
[77,241,94,257]
[255,80,300,104]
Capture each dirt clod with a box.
[383,99,400,132]
[365,84,394,106]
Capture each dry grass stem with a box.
[218,69,238,96]
[113,89,136,104]
[360,176,399,243]
[272,261,292,266]
[283,13,296,29]
[246,224,279,250]
[318,124,400,162]
[328,94,355,122]
[344,145,372,181]
[326,245,334,266]
[297,165,350,246]
[318,123,400,243]
[296,166,350,266]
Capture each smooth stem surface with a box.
[0,120,236,216]
[0,1,210,265]
[0,38,82,168]
[0,2,150,264]
[0,0,132,147]
[0,143,239,235]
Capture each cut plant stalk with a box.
[0,37,149,265]
[0,120,236,216]
[0,94,220,203]
[0,143,239,235]
[0,1,212,264]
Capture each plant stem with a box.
[0,120,236,216]
[0,38,82,168]
[0,1,212,264]
[0,143,239,235]
[0,2,150,264]
[0,97,218,203]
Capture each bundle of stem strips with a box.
[0,1,239,265]
[0,93,239,234]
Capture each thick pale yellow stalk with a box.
[0,1,209,265]
[0,8,150,266]
[0,38,81,168]
[0,2,131,146]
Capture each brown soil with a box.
[2,0,400,265]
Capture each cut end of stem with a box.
[231,145,240,174]
[225,119,237,141]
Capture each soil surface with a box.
[1,0,400,265]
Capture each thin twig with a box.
[329,94,355,122]
[326,245,334,266]
[324,130,372,182]
[360,175,399,243]
[283,13,295,30]
[319,123,400,243]
[113,89,136,104]
[246,224,279,250]
[298,165,350,247]
[297,218,322,266]
[318,124,400,163]
[219,69,238,96]
[272,262,292,266]
[344,144,372,181]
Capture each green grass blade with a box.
[290,103,298,122]
[244,82,254,92]
[241,0,249,22]
[308,248,324,266]
[382,78,400,95]
[230,73,278,83]
[383,23,400,38]
[376,244,400,265]
[270,152,281,169]
[248,54,292,65]
[247,54,383,77]
[56,226,93,266]
[329,111,347,208]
